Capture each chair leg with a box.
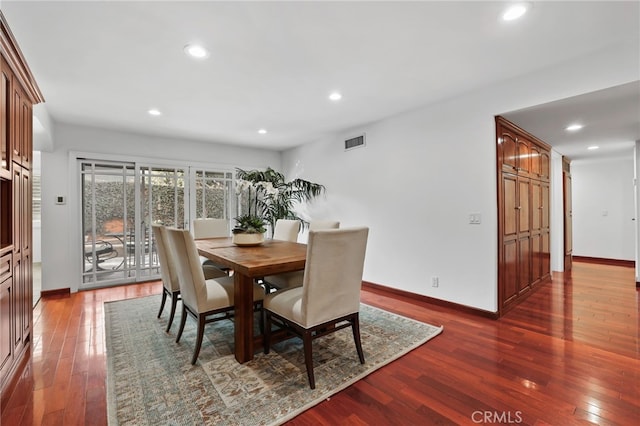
[302,330,315,389]
[351,314,365,364]
[263,311,271,354]
[257,302,264,335]
[191,314,206,365]
[166,292,179,333]
[176,305,188,343]
[157,289,168,318]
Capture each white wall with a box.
[635,141,640,282]
[40,123,281,293]
[282,42,639,313]
[571,156,635,261]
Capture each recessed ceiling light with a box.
[565,123,583,132]
[502,3,530,21]
[258,129,267,135]
[329,92,342,101]
[148,109,162,116]
[184,43,210,59]
[587,146,599,150]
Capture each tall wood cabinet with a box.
[0,13,43,408]
[497,117,551,315]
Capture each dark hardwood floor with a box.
[1,261,638,425]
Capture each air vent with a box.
[344,134,366,151]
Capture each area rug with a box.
[105,294,443,425]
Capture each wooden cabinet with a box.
[497,117,551,315]
[0,12,43,410]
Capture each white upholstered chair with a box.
[272,219,301,242]
[192,218,231,275]
[153,225,227,333]
[263,227,369,389]
[263,220,340,293]
[166,227,265,365]
[152,225,181,332]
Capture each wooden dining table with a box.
[195,237,307,363]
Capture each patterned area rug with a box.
[105,295,443,425]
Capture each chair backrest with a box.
[193,218,229,239]
[272,219,301,241]
[152,225,180,292]
[165,227,209,312]
[309,220,340,231]
[301,227,369,328]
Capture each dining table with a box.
[195,237,307,363]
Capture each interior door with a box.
[563,164,573,271]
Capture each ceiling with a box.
[503,81,640,161]
[3,1,639,154]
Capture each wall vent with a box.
[344,134,366,151]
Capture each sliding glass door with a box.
[80,159,234,288]
[81,161,136,287]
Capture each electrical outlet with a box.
[469,213,481,224]
[432,276,439,287]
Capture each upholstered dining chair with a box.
[263,227,369,389]
[192,218,231,275]
[153,225,228,332]
[262,220,340,293]
[152,225,181,332]
[272,219,301,242]
[166,227,265,365]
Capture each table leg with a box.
[234,273,254,363]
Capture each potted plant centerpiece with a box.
[231,214,267,246]
[233,167,325,244]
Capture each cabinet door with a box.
[0,57,10,180]
[540,152,550,181]
[518,178,530,234]
[20,95,31,168]
[541,182,549,229]
[517,137,530,176]
[12,167,21,255]
[503,239,518,305]
[530,144,541,177]
[0,276,12,377]
[11,80,23,165]
[503,174,518,237]
[499,130,518,174]
[531,180,541,232]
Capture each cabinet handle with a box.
[515,206,522,210]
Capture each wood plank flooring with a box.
[1,261,638,425]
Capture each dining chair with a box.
[263,220,340,293]
[166,227,265,365]
[263,227,369,389]
[192,218,231,275]
[152,225,182,332]
[153,225,227,333]
[272,219,301,242]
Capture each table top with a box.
[195,237,307,277]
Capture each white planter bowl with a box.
[232,232,265,246]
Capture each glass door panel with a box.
[137,166,187,279]
[81,161,135,287]
[194,170,233,220]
